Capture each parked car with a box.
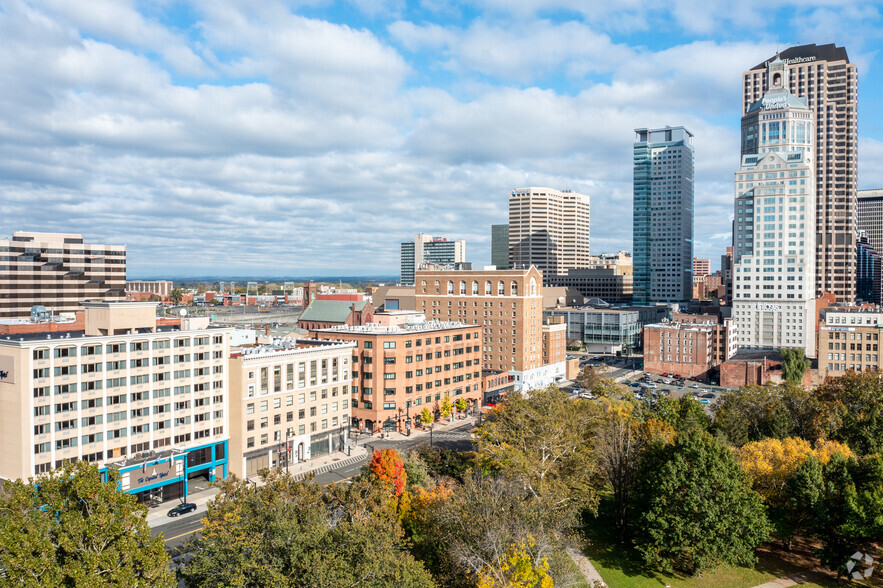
[645,383,658,389]
[690,384,700,388]
[698,398,711,405]
[700,388,710,394]
[168,503,197,517]
[578,391,594,399]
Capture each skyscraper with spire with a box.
[732,56,816,355]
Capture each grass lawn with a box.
[580,507,847,588]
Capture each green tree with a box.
[631,431,771,575]
[784,453,883,578]
[168,288,184,304]
[643,395,710,434]
[577,366,625,398]
[455,398,468,416]
[780,348,810,383]
[0,461,173,587]
[475,385,601,514]
[815,371,883,455]
[147,293,162,302]
[419,407,434,426]
[181,470,434,588]
[712,382,818,446]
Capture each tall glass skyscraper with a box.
[632,127,694,304]
[491,224,510,269]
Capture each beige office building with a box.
[126,280,173,297]
[743,44,858,303]
[228,338,355,478]
[509,187,590,275]
[818,308,883,379]
[0,232,126,319]
[415,266,566,391]
[0,302,232,503]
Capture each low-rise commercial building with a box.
[0,302,232,503]
[311,316,482,433]
[543,307,641,355]
[643,318,737,379]
[817,308,883,379]
[228,338,355,478]
[296,300,374,331]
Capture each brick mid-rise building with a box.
[643,318,737,379]
[311,315,482,434]
[415,266,565,391]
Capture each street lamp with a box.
[285,428,294,475]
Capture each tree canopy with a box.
[0,461,173,587]
[780,348,810,383]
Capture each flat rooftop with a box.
[232,338,355,358]
[314,320,474,335]
[0,324,183,343]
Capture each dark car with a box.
[701,393,715,399]
[167,502,197,517]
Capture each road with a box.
[152,420,476,551]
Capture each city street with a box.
[153,420,477,551]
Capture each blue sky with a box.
[1,0,881,277]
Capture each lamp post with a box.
[405,403,411,437]
[285,429,294,476]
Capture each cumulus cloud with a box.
[0,0,880,278]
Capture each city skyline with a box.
[1,2,882,277]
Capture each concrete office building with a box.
[744,44,858,303]
[228,338,355,477]
[509,188,590,275]
[0,302,232,502]
[693,258,711,277]
[732,56,817,356]
[311,316,481,434]
[400,234,466,286]
[544,252,633,303]
[491,224,510,270]
[858,188,883,258]
[633,127,695,304]
[415,266,566,391]
[126,280,173,298]
[0,232,126,319]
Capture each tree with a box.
[168,288,184,304]
[182,470,434,588]
[440,395,453,420]
[631,431,771,575]
[594,400,640,540]
[475,537,554,588]
[780,348,810,383]
[784,453,883,578]
[815,371,883,455]
[0,461,173,587]
[147,293,162,302]
[419,407,434,426]
[455,398,468,416]
[643,395,710,434]
[412,475,581,588]
[369,449,408,498]
[577,366,625,398]
[475,385,601,515]
[712,382,819,446]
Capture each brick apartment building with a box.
[415,266,566,391]
[643,318,738,379]
[311,314,482,434]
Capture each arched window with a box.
[529,277,537,296]
[459,281,466,295]
[511,281,518,296]
[485,281,492,295]
[497,281,504,296]
[472,281,479,295]
[447,281,454,294]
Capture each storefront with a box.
[104,449,188,505]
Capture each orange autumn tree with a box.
[369,448,408,498]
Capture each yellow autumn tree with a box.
[736,437,853,503]
[476,536,554,588]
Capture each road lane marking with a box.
[164,529,201,543]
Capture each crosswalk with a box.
[291,454,369,481]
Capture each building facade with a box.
[126,281,173,298]
[227,338,355,477]
[0,302,231,503]
[818,308,883,379]
[744,44,858,304]
[415,266,565,391]
[311,318,482,433]
[857,189,883,254]
[693,258,710,277]
[0,232,126,319]
[543,308,640,354]
[633,127,695,304]
[400,234,466,286]
[643,318,737,379]
[856,232,882,305]
[732,57,817,356]
[544,252,633,303]
[491,224,510,270]
[509,187,590,275]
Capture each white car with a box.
[700,388,710,394]
[690,384,700,388]
[645,383,658,389]
[578,391,594,399]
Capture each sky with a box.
[1,0,882,278]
